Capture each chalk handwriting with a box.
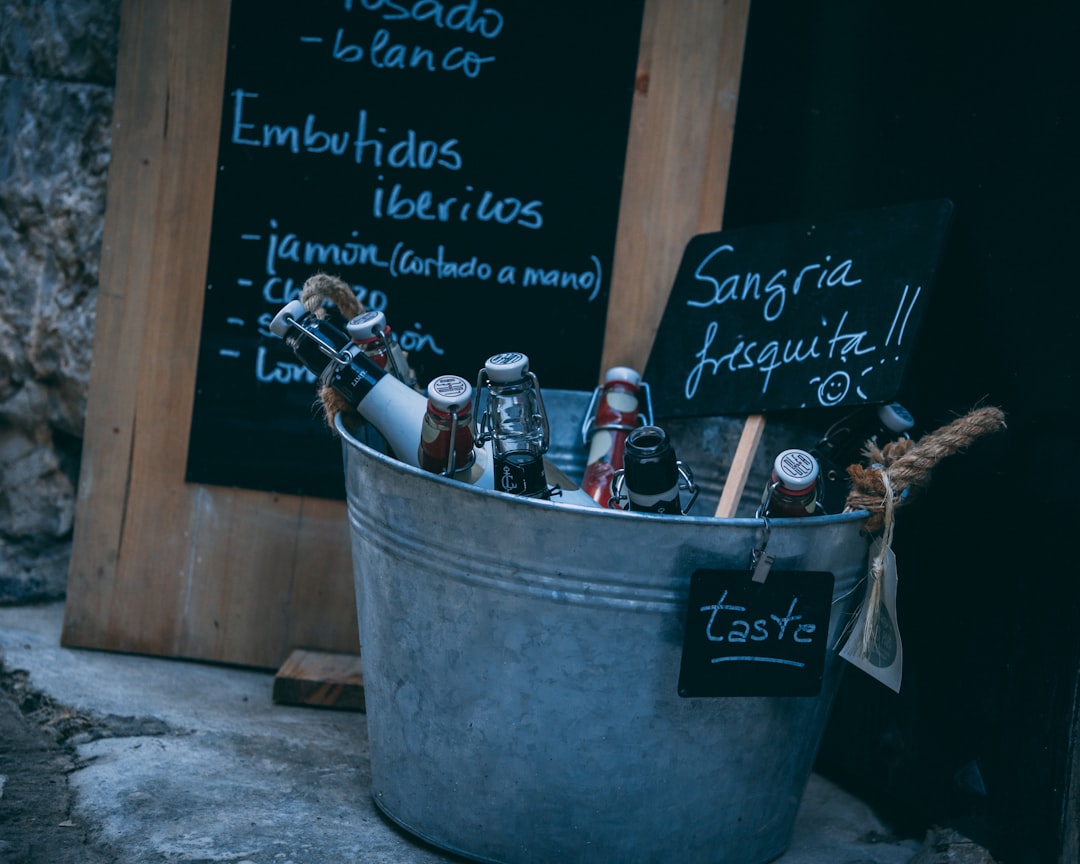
[264,219,389,277]
[686,243,862,323]
[231,95,464,170]
[344,0,506,40]
[698,590,817,667]
[255,345,318,384]
[372,180,543,229]
[237,221,603,384]
[682,283,916,406]
[328,28,497,78]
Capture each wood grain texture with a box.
[273,649,365,712]
[713,413,766,518]
[600,0,751,380]
[63,0,357,668]
[62,0,749,669]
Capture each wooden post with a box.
[713,414,766,518]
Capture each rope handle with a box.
[844,406,1006,532]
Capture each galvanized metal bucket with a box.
[337,392,870,864]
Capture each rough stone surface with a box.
[0,0,119,603]
[0,601,935,864]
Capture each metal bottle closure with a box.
[610,425,699,515]
[346,310,417,389]
[270,300,427,467]
[579,366,650,507]
[474,351,552,499]
[760,448,822,518]
[812,401,914,483]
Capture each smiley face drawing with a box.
[812,370,850,406]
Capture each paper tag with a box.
[839,537,903,692]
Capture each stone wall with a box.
[0,0,120,602]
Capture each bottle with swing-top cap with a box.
[610,425,699,516]
[270,300,427,467]
[762,448,822,517]
[346,309,417,390]
[474,352,601,508]
[580,366,648,507]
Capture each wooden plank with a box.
[601,0,751,377]
[61,0,170,649]
[63,0,359,668]
[63,0,751,669]
[713,413,766,518]
[273,649,365,712]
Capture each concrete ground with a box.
[0,601,961,864]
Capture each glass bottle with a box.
[811,401,913,511]
[812,401,914,482]
[762,448,821,517]
[418,374,480,481]
[475,351,552,498]
[580,366,647,507]
[270,300,427,467]
[610,425,698,515]
[346,309,417,389]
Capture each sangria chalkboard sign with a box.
[186,0,645,497]
[645,199,953,419]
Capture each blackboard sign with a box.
[645,199,953,419]
[185,0,645,497]
[678,568,835,697]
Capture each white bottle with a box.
[271,300,427,467]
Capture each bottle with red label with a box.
[418,374,483,483]
[346,309,417,389]
[579,366,648,507]
[760,448,822,517]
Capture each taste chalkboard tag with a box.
[645,199,954,419]
[678,569,835,697]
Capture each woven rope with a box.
[297,273,364,429]
[300,272,363,321]
[844,406,1006,532]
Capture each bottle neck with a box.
[419,404,476,476]
[479,377,549,457]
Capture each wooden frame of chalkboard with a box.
[62,0,752,669]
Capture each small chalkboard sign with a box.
[185,0,645,498]
[645,199,953,418]
[678,568,835,697]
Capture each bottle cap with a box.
[877,402,915,434]
[346,310,386,343]
[773,448,819,491]
[603,366,642,387]
[484,352,530,383]
[270,299,308,337]
[427,375,473,414]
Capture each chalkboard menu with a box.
[186,0,645,497]
[645,199,953,419]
